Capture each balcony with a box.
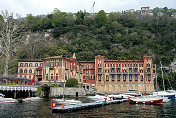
[98,66,102,69]
[80,71,83,74]
[146,72,151,74]
[111,66,115,69]
[129,72,140,75]
[65,67,69,70]
[147,66,151,68]
[97,72,103,74]
[50,66,54,70]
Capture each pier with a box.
[52,99,128,113]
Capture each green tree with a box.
[65,78,78,87]
[96,10,107,27]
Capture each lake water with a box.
[0,97,176,118]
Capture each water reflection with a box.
[0,98,176,118]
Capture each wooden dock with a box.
[52,99,128,113]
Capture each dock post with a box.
[110,97,112,101]
[52,100,56,108]
[62,103,64,109]
[104,98,107,103]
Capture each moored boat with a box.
[129,96,163,104]
[0,93,18,103]
[153,91,175,99]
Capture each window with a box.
[105,64,109,67]
[123,69,126,72]
[29,63,32,67]
[111,63,114,67]
[134,63,137,67]
[35,63,38,67]
[112,76,115,81]
[86,76,89,80]
[118,76,120,81]
[123,76,126,81]
[29,70,32,73]
[56,74,58,80]
[134,68,138,72]
[140,69,143,73]
[135,75,138,81]
[129,68,132,72]
[65,73,67,80]
[129,64,132,67]
[106,76,109,81]
[24,69,27,73]
[98,69,101,72]
[98,76,101,81]
[51,74,53,80]
[129,75,132,81]
[37,71,40,75]
[106,69,109,73]
[141,76,143,81]
[40,63,43,67]
[98,63,101,67]
[25,63,28,67]
[117,63,120,67]
[19,69,23,73]
[46,62,49,67]
[91,70,94,74]
[148,75,151,81]
[55,62,59,66]
[51,62,54,68]
[86,65,89,69]
[46,74,48,80]
[86,70,89,74]
[147,68,150,72]
[140,64,143,67]
[147,63,150,67]
[91,65,94,69]
[111,69,114,72]
[123,64,126,67]
[20,63,23,67]
[117,69,120,72]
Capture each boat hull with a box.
[129,98,163,104]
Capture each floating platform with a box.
[52,99,128,113]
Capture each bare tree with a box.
[0,10,24,75]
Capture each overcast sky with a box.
[0,0,176,17]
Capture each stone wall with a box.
[50,87,86,97]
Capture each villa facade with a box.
[17,55,154,93]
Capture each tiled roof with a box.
[18,59,42,62]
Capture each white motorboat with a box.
[108,93,142,100]
[23,97,42,102]
[87,95,110,101]
[153,91,175,99]
[166,90,176,97]
[52,98,81,105]
[0,93,18,103]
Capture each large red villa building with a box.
[18,54,154,93]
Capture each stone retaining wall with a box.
[50,87,86,97]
